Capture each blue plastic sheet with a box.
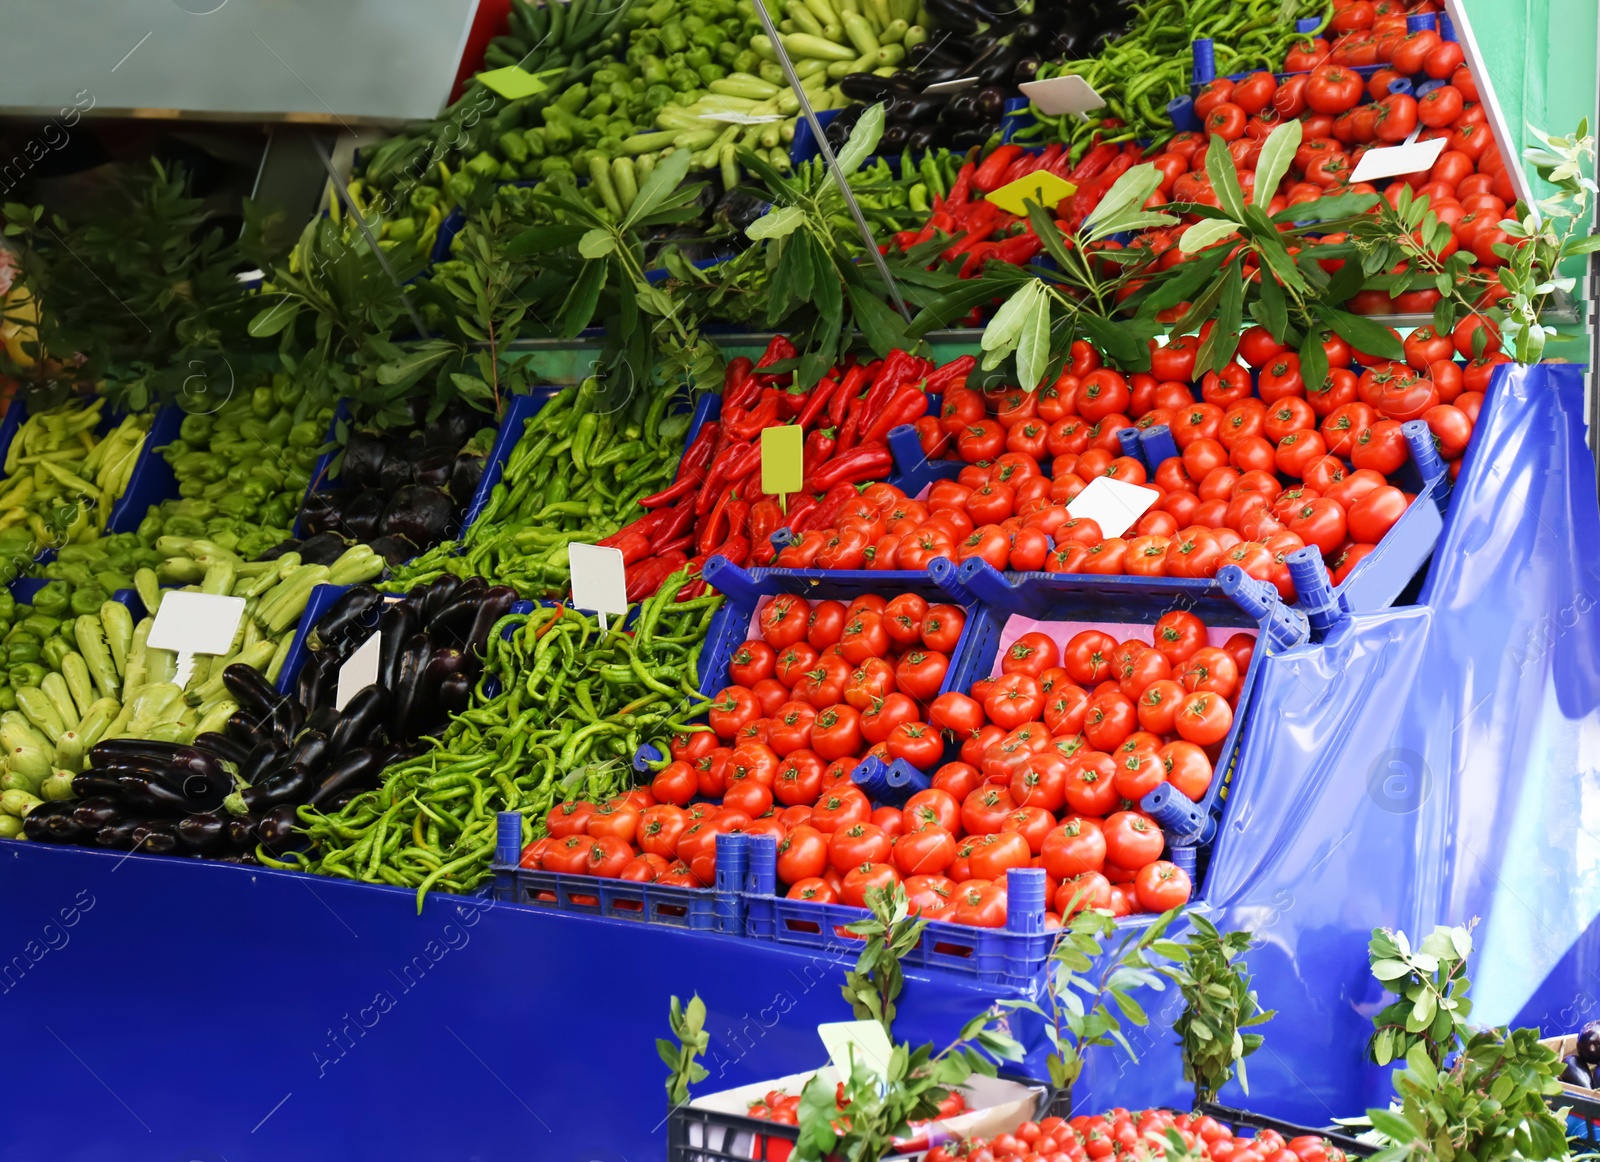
[1073,362,1600,1123]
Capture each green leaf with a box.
[245,297,301,339]
[1015,284,1051,390]
[1372,959,1414,981]
[504,223,589,257]
[1367,1109,1419,1144]
[1449,926,1473,959]
[1144,246,1229,311]
[577,228,616,259]
[1257,260,1288,341]
[1084,163,1165,238]
[836,103,886,178]
[375,345,450,386]
[747,205,808,241]
[1254,119,1303,207]
[624,147,694,229]
[1316,305,1404,361]
[1208,262,1244,373]
[1563,233,1600,257]
[1299,327,1329,400]
[1205,138,1249,222]
[847,282,908,357]
[558,259,608,337]
[1180,218,1242,254]
[981,280,1040,357]
[1271,192,1382,224]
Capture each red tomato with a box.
[894,826,958,876]
[840,862,900,908]
[1002,631,1061,678]
[1102,811,1164,869]
[1161,740,1214,801]
[984,672,1046,730]
[759,594,810,647]
[1042,817,1107,878]
[787,877,838,903]
[886,720,943,769]
[1152,609,1207,665]
[960,786,1017,835]
[1347,484,1408,542]
[1134,860,1194,911]
[1306,65,1363,114]
[860,692,919,745]
[969,830,1034,880]
[1177,691,1234,746]
[1062,629,1119,684]
[921,604,967,653]
[1056,871,1113,917]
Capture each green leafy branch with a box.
[1367,924,1474,1069]
[1157,914,1274,1103]
[841,881,928,1035]
[658,993,711,1108]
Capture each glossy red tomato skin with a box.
[1102,811,1165,869]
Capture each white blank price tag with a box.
[570,543,629,632]
[818,1020,895,1084]
[1019,75,1106,118]
[336,632,382,711]
[1350,136,1446,183]
[1066,476,1160,539]
[147,591,247,690]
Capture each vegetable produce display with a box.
[925,1109,1352,1162]
[0,398,149,581]
[300,569,722,906]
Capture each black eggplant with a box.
[341,432,389,489]
[266,698,306,746]
[165,747,233,812]
[368,534,418,567]
[193,731,251,767]
[131,821,179,855]
[1014,57,1040,84]
[380,485,455,547]
[437,672,473,718]
[71,773,125,799]
[429,405,480,451]
[328,685,389,758]
[377,600,419,691]
[89,738,185,767]
[412,449,454,490]
[72,798,122,829]
[1563,1056,1591,1089]
[976,87,1008,120]
[430,593,485,649]
[298,493,342,538]
[840,72,895,101]
[256,539,301,562]
[312,585,385,651]
[908,125,941,152]
[923,0,982,34]
[386,633,433,742]
[240,740,288,786]
[223,664,281,722]
[1580,1020,1600,1065]
[882,123,909,151]
[95,817,143,849]
[305,705,342,737]
[449,452,484,504]
[464,586,519,660]
[286,731,331,776]
[297,532,350,567]
[950,127,992,150]
[24,800,80,840]
[257,804,307,854]
[224,711,269,750]
[113,773,200,814]
[340,489,389,541]
[226,814,260,849]
[378,448,415,494]
[420,574,464,622]
[297,650,336,714]
[176,812,230,854]
[308,748,386,810]
[41,808,90,843]
[242,764,313,813]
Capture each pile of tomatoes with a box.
[927,1109,1350,1162]
[779,326,1485,595]
[742,1083,967,1162]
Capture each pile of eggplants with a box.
[284,400,495,568]
[21,666,400,863]
[828,0,1135,152]
[294,575,520,738]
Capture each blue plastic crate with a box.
[458,388,563,530]
[291,400,352,539]
[742,854,1056,988]
[490,822,750,934]
[949,561,1309,884]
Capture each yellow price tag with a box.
[477,66,550,101]
[761,425,804,513]
[985,170,1078,217]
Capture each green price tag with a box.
[762,424,804,512]
[477,66,550,101]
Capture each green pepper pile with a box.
[297,569,720,907]
[385,378,690,598]
[1025,0,1330,157]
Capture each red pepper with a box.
[830,363,876,428]
[925,354,976,393]
[724,359,761,410]
[893,230,921,250]
[625,551,688,602]
[709,534,750,569]
[637,472,701,510]
[651,501,696,549]
[695,442,746,514]
[993,233,1043,266]
[748,499,784,565]
[999,148,1043,187]
[724,439,761,482]
[959,241,1000,278]
[796,376,838,431]
[808,444,893,491]
[1099,150,1137,186]
[656,533,694,556]
[727,390,781,440]
[610,528,653,566]
[598,509,670,548]
[697,489,739,555]
[941,208,1002,262]
[783,494,819,531]
[835,395,864,455]
[947,162,976,208]
[811,482,860,528]
[975,145,1023,192]
[858,349,914,434]
[781,382,812,418]
[756,334,796,368]
[1070,143,1120,182]
[860,383,929,445]
[803,426,836,482]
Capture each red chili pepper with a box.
[858,349,913,434]
[796,376,838,431]
[708,534,750,569]
[993,233,1043,266]
[812,481,861,528]
[756,334,796,368]
[724,359,761,410]
[830,362,876,429]
[1070,143,1120,182]
[999,149,1041,187]
[974,145,1023,192]
[959,241,1000,278]
[651,501,696,549]
[835,394,865,455]
[748,499,784,565]
[724,439,762,482]
[637,472,701,510]
[860,383,929,445]
[942,210,1002,262]
[598,509,670,548]
[947,162,976,208]
[625,551,688,602]
[915,415,951,459]
[803,426,836,482]
[783,494,819,531]
[697,489,738,555]
[610,528,654,566]
[695,442,746,514]
[925,354,976,393]
[1099,150,1137,186]
[808,444,893,491]
[727,390,781,440]
[656,533,694,556]
[781,381,812,418]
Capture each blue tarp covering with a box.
[0,363,1593,1158]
